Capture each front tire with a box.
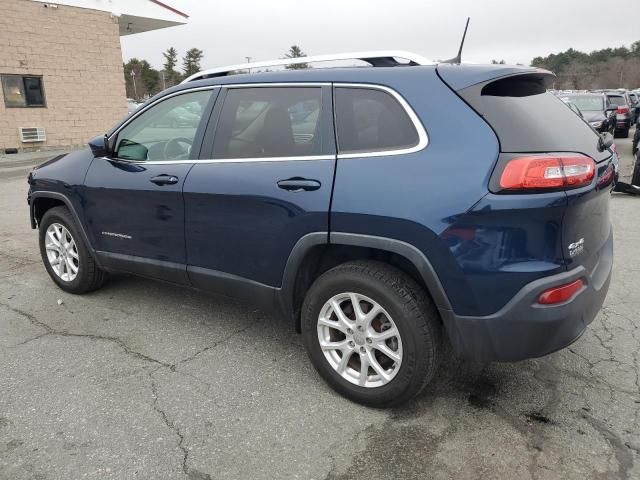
[39,206,107,294]
[301,261,441,407]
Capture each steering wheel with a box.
[163,137,193,160]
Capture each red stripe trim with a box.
[149,0,189,18]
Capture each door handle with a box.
[150,174,179,186]
[277,177,321,192]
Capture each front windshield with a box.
[564,96,603,111]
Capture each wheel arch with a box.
[278,232,453,333]
[30,191,101,266]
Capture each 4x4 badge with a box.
[568,238,584,257]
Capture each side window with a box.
[213,87,322,159]
[115,90,213,162]
[334,87,419,154]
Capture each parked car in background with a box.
[127,99,141,115]
[605,92,632,137]
[27,53,614,407]
[628,92,639,123]
[562,93,615,134]
[561,98,584,118]
[149,105,201,128]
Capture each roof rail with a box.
[181,50,434,84]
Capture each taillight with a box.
[616,106,630,115]
[538,279,584,305]
[498,155,595,191]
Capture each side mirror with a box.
[88,134,114,157]
[599,132,614,152]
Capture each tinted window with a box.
[115,90,212,162]
[334,87,419,154]
[460,75,609,162]
[213,87,322,159]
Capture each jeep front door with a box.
[83,88,216,283]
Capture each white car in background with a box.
[127,99,141,115]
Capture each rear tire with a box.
[621,128,630,139]
[632,154,640,187]
[301,260,441,408]
[39,206,107,294]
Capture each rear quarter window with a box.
[334,87,419,154]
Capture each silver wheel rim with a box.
[45,223,79,282]
[317,292,403,388]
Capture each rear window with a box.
[563,95,603,112]
[213,87,322,159]
[459,75,609,162]
[334,87,419,154]
[607,95,626,107]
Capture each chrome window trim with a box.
[333,83,429,159]
[105,82,427,165]
[108,86,219,141]
[101,155,336,166]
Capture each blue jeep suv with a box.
[27,52,614,407]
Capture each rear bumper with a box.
[443,229,613,362]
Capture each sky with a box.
[121,0,640,71]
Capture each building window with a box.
[1,75,46,108]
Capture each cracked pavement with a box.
[1,131,639,480]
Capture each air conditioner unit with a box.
[19,127,46,143]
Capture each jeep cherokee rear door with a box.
[183,85,335,301]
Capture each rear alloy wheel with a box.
[302,261,441,407]
[317,292,403,388]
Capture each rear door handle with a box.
[150,174,179,186]
[277,177,321,192]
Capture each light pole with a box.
[130,70,138,100]
[245,56,252,74]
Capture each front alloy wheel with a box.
[44,222,79,282]
[317,292,403,388]
[39,206,106,294]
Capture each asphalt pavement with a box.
[0,133,639,480]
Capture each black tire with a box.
[301,260,441,408]
[39,206,107,294]
[632,154,640,187]
[621,128,630,139]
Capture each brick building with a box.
[0,0,187,152]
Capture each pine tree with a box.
[284,45,308,69]
[182,48,204,78]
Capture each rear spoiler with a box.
[436,64,554,91]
